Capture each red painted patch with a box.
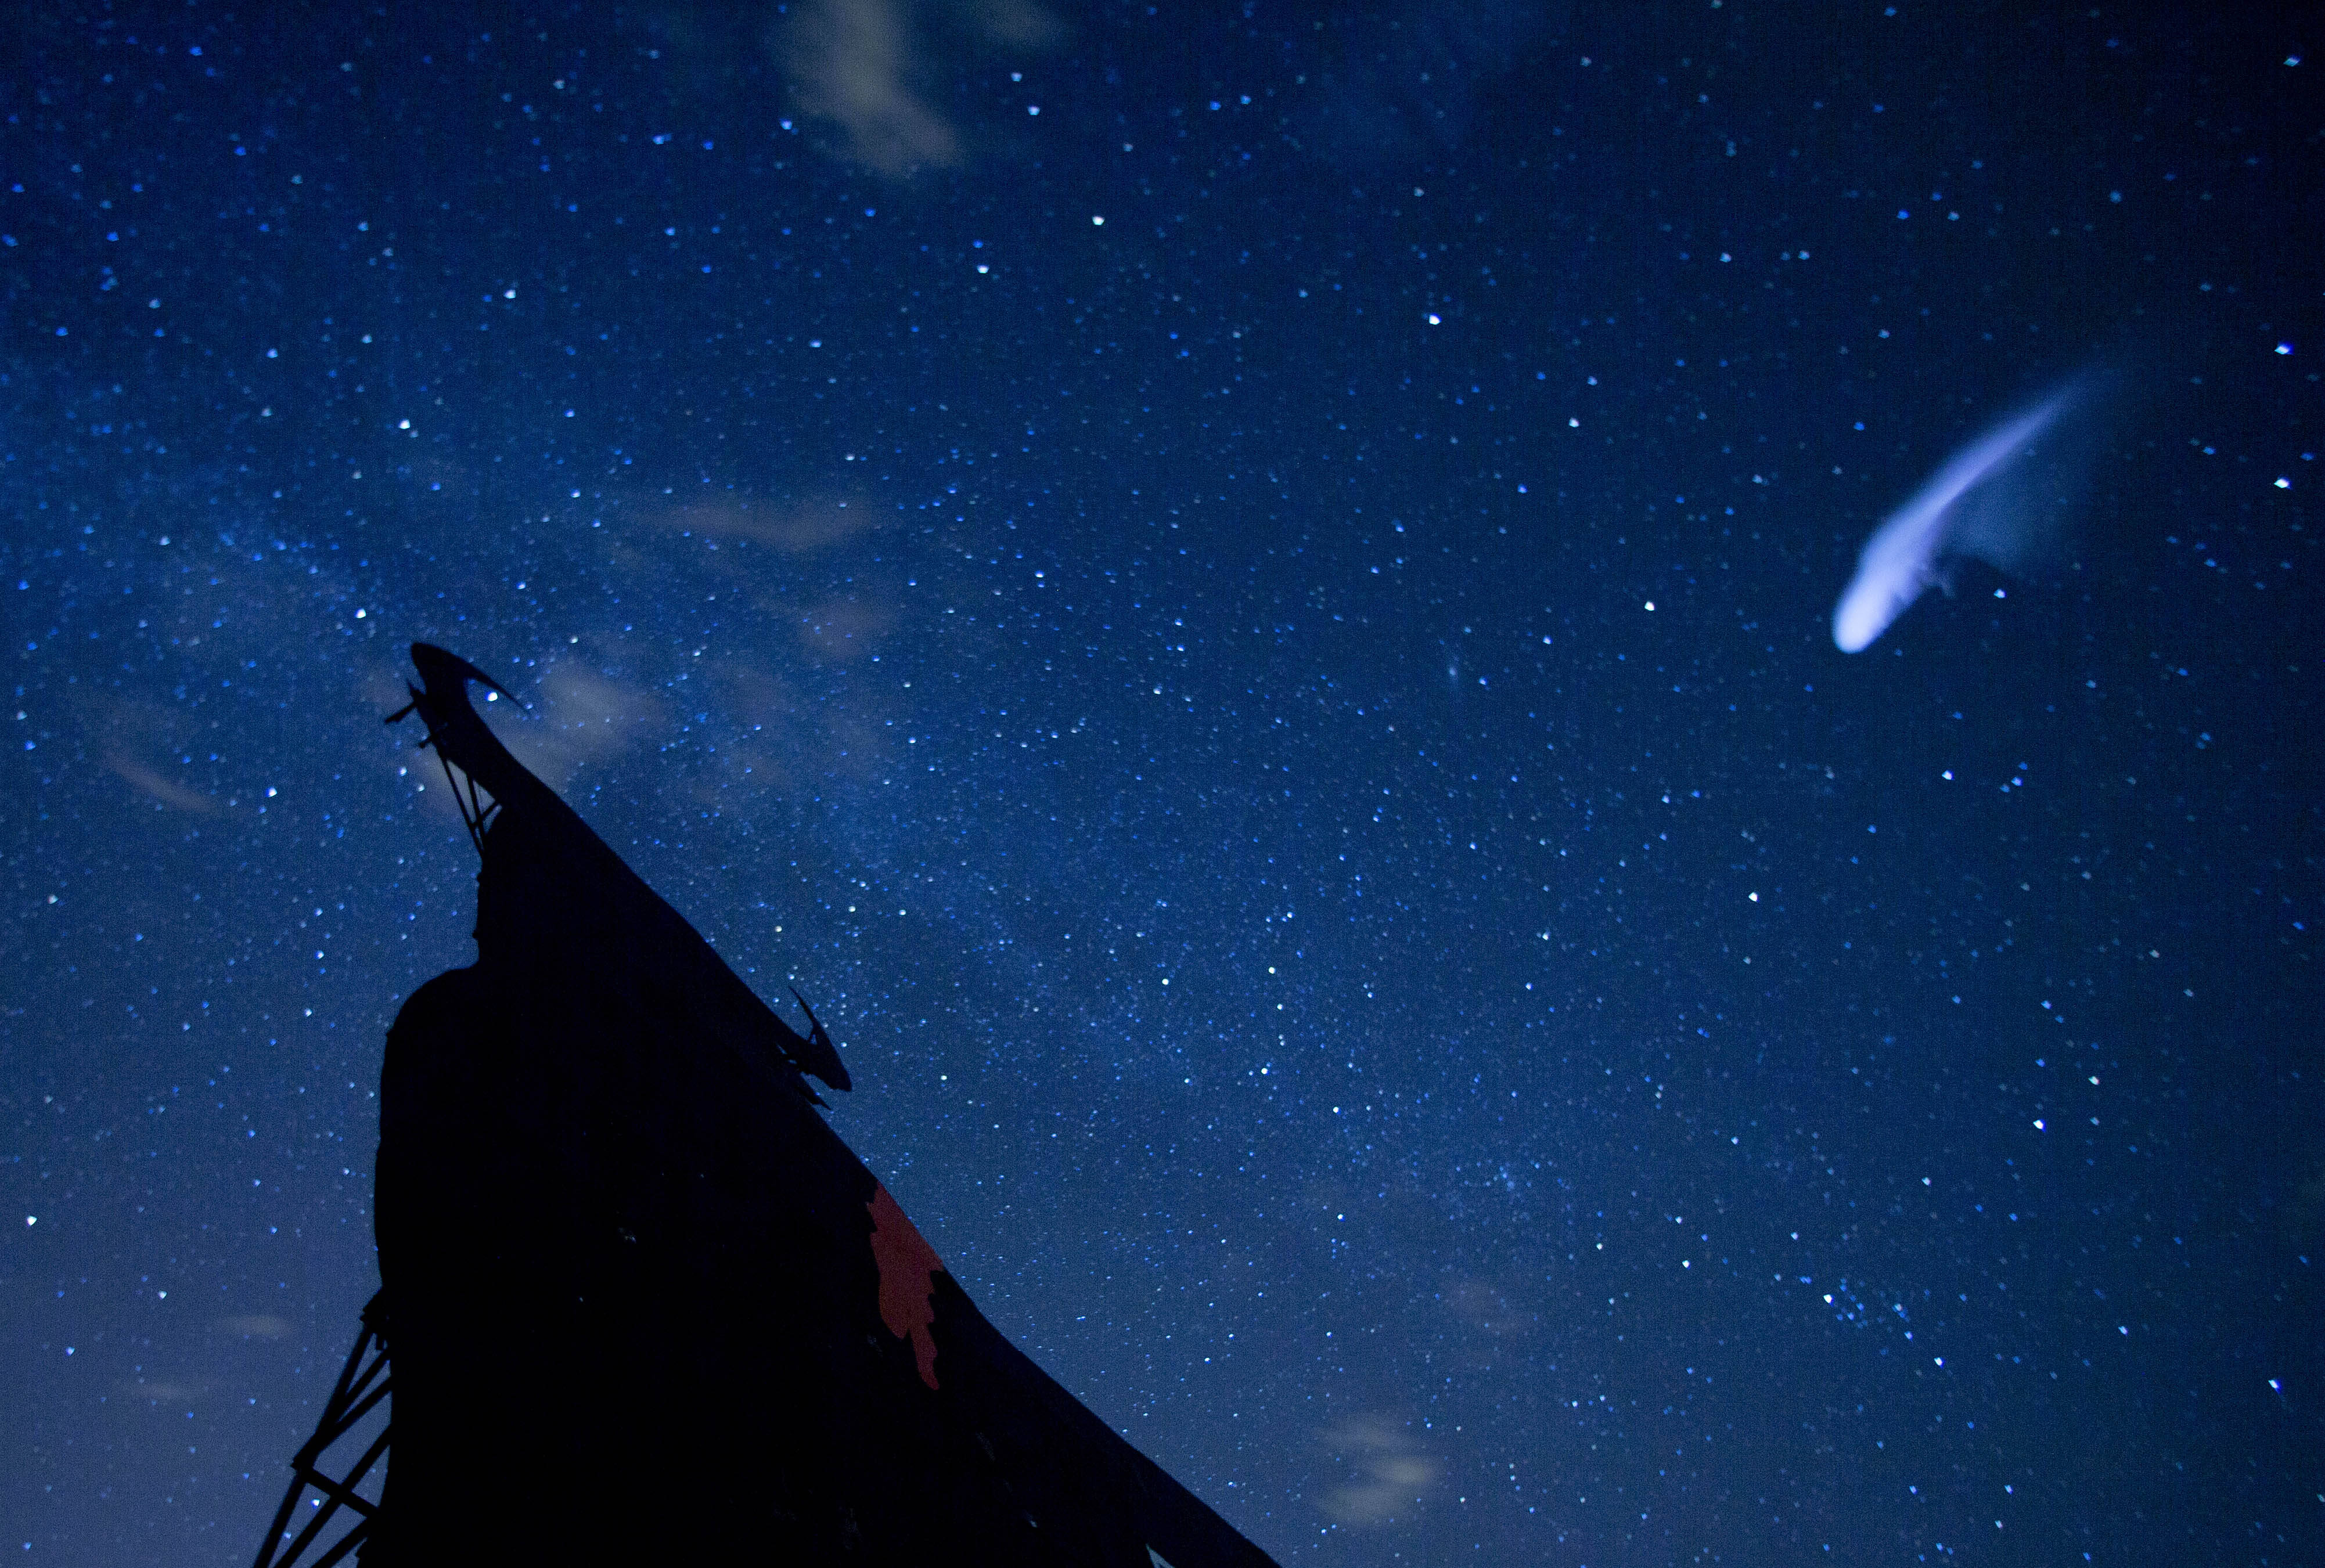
[867,1183,946,1390]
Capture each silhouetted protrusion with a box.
[385,641,847,1094]
[326,643,1274,1565]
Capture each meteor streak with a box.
[1832,384,2083,652]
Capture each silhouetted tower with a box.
[253,644,1278,1568]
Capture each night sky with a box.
[5,3,2321,1563]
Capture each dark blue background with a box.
[3,2,2319,1562]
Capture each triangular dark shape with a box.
[340,644,1277,1566]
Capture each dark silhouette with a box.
[256,644,1277,1567]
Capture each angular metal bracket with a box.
[384,644,527,856]
[251,1291,392,1568]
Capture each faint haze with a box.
[1316,1413,1439,1526]
[778,0,1068,175]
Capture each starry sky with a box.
[4,3,2321,1563]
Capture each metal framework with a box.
[251,1291,392,1568]
[384,689,503,853]
[253,657,517,1563]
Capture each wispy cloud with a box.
[216,1314,293,1339]
[783,0,962,175]
[657,495,884,552]
[105,748,219,813]
[779,0,1066,176]
[1317,1413,1438,1525]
